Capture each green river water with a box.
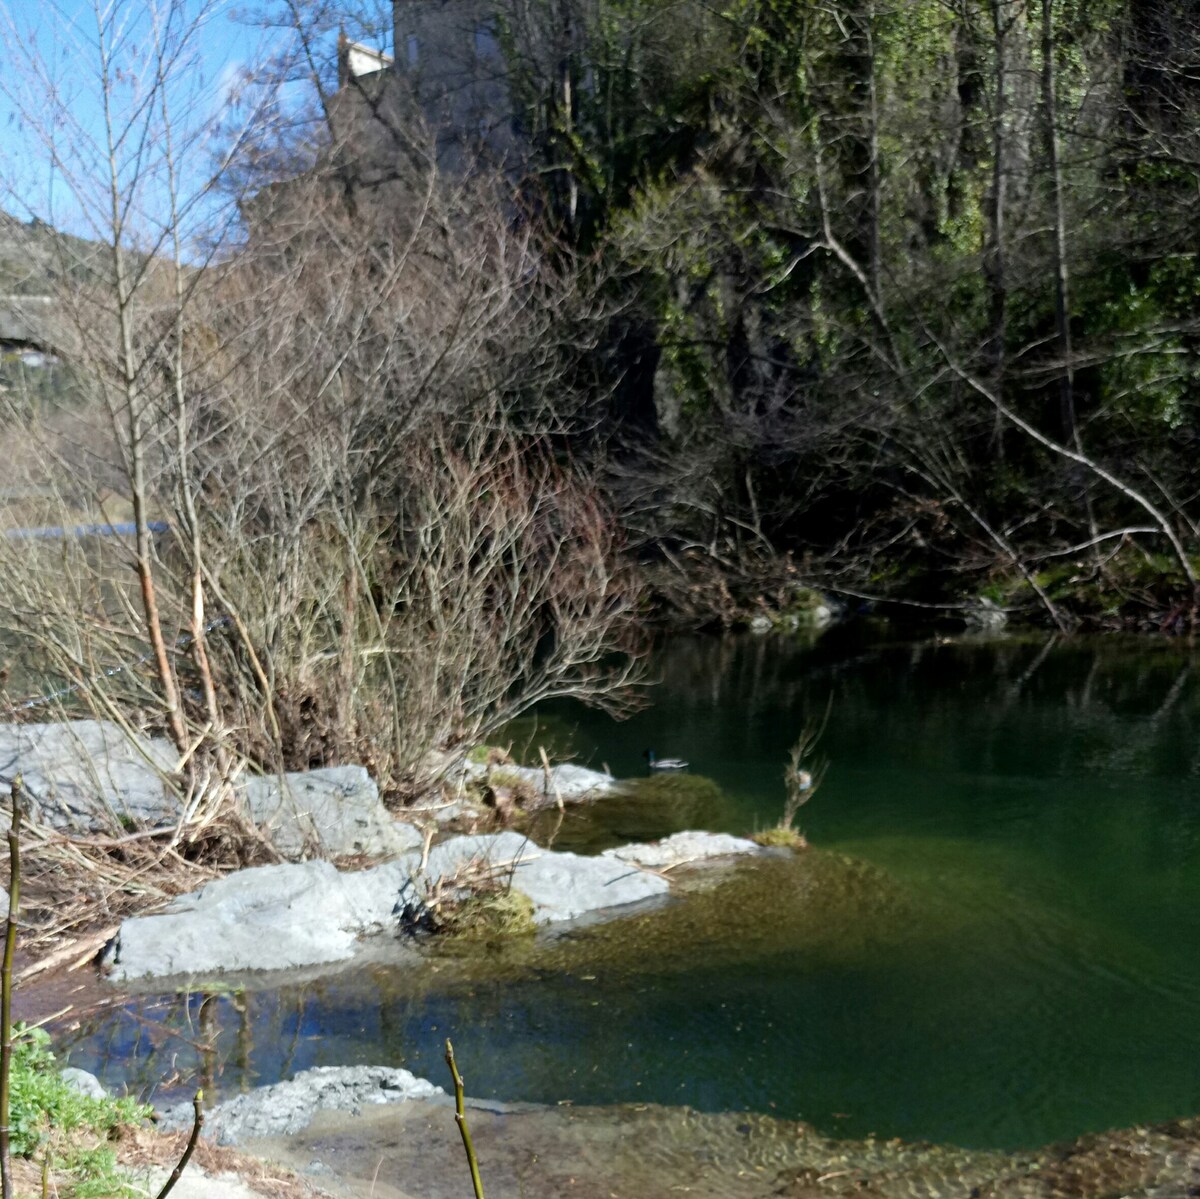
[65,627,1200,1155]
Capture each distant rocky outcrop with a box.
[0,212,108,296]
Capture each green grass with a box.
[9,1024,150,1197]
[440,888,537,940]
[751,826,808,850]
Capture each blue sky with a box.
[0,0,319,247]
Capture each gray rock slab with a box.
[239,766,423,860]
[513,847,669,924]
[405,798,478,826]
[0,719,422,862]
[418,830,534,882]
[104,830,691,980]
[603,831,766,870]
[412,830,668,924]
[0,719,176,833]
[338,858,413,928]
[157,1065,443,1145]
[103,860,387,981]
[543,763,620,799]
[59,1066,107,1098]
[129,1166,268,1199]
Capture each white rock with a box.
[479,762,619,802]
[514,849,669,923]
[59,1067,107,1099]
[105,829,740,981]
[603,831,765,870]
[130,1166,266,1199]
[157,1065,443,1145]
[103,860,376,981]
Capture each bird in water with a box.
[644,749,688,771]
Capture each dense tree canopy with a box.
[490,0,1200,628]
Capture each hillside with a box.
[0,212,109,295]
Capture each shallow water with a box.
[251,1096,1200,1199]
[61,628,1200,1152]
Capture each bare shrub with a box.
[0,0,640,878]
[165,177,641,798]
[754,705,829,850]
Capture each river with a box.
[59,625,1200,1152]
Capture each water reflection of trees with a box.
[61,982,328,1103]
[653,632,1200,780]
[62,954,552,1105]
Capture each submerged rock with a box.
[198,1072,1200,1199]
[157,1065,443,1145]
[602,830,766,870]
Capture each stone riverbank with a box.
[146,1065,1200,1199]
[0,717,772,982]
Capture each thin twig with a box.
[444,1039,485,1199]
[153,1090,204,1199]
[0,776,23,1199]
[538,746,565,813]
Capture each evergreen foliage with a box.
[468,0,1200,624]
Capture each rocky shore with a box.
[143,1064,1200,1199]
[18,719,1200,1199]
[102,827,769,981]
[1,717,771,985]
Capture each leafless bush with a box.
[0,0,640,879]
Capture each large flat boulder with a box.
[103,860,385,981]
[239,766,424,860]
[104,831,673,981]
[419,830,534,881]
[413,831,670,924]
[513,845,670,923]
[0,719,176,832]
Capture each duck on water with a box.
[644,750,688,771]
